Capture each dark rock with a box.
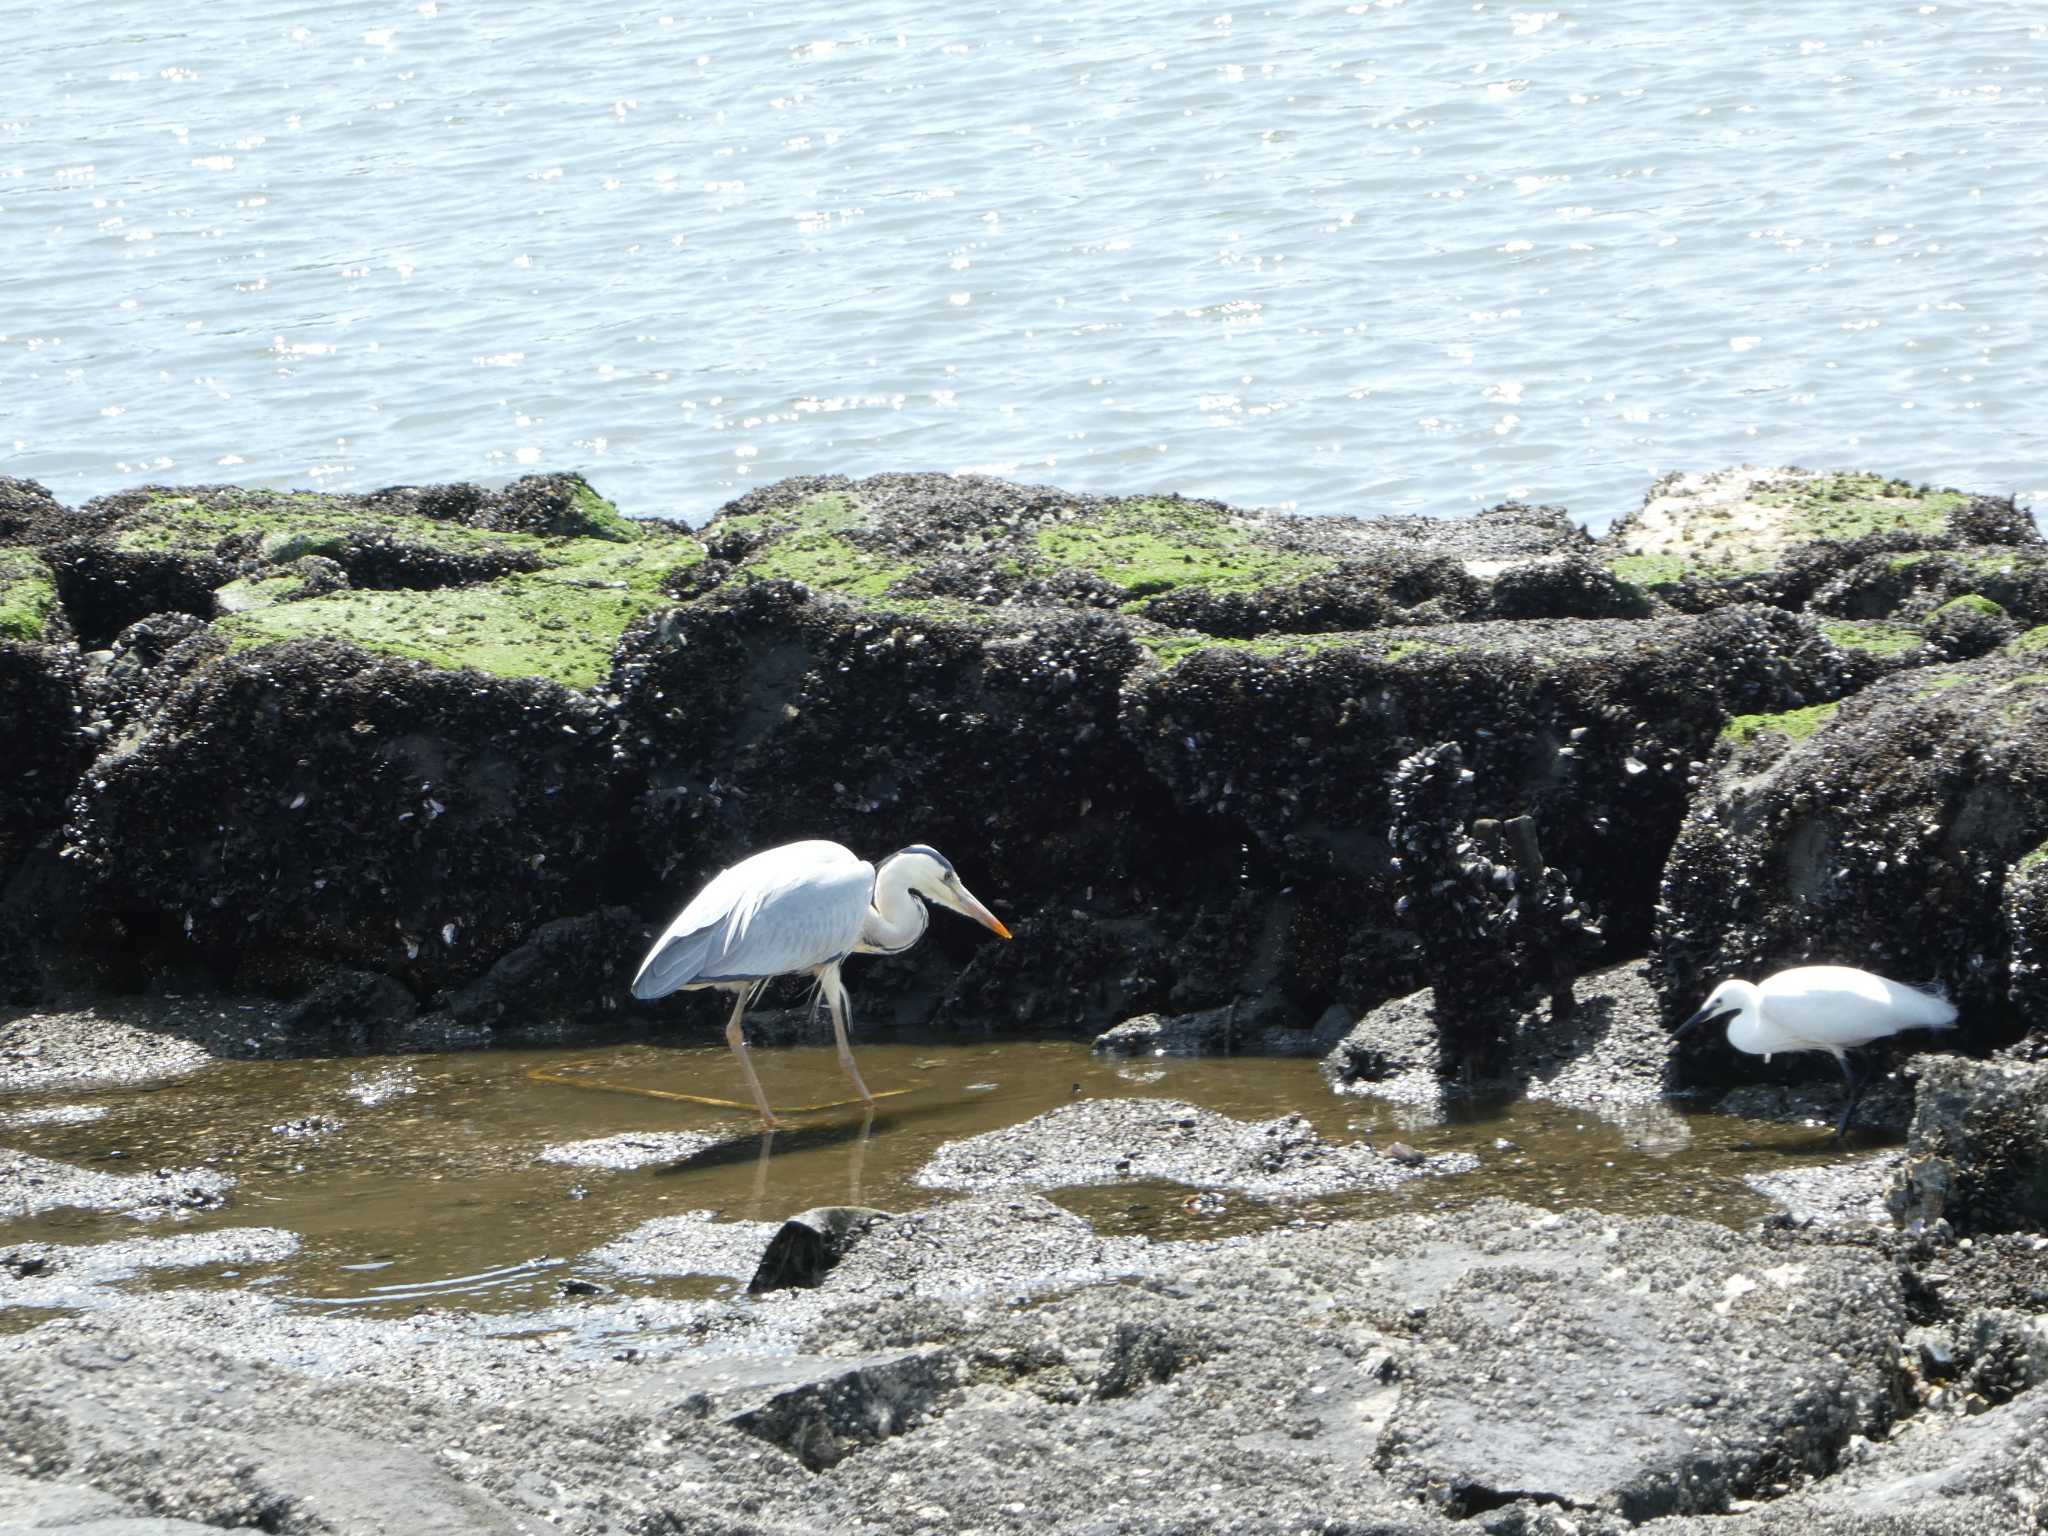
[369,472,638,543]
[1813,549,1973,621]
[280,552,349,599]
[476,472,638,541]
[1922,592,2019,659]
[85,611,224,733]
[371,479,488,526]
[1487,553,1649,620]
[0,641,91,873]
[1142,555,1480,637]
[325,528,543,590]
[749,1206,893,1293]
[278,968,419,1052]
[1127,607,1853,987]
[1948,494,2044,548]
[1888,1055,2048,1235]
[6,463,2042,1065]
[0,476,94,547]
[442,906,643,1031]
[2004,847,2048,1041]
[1090,993,1308,1056]
[1814,546,2048,630]
[61,636,621,997]
[1384,745,1606,1072]
[44,538,234,650]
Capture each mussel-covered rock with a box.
[61,636,621,998]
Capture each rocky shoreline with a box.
[4,464,2048,1531]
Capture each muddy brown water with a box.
[0,1037,1876,1320]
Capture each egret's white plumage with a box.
[631,839,1010,1125]
[1677,964,1958,1138]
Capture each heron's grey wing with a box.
[707,859,874,981]
[632,844,872,999]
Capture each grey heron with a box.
[631,839,1011,1125]
[1675,964,1957,1140]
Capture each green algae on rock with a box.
[1029,494,1336,604]
[1934,593,2011,620]
[1820,619,1925,657]
[1719,700,1842,748]
[693,475,1592,642]
[217,534,700,689]
[52,474,698,686]
[0,550,56,642]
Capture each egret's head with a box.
[889,845,1013,940]
[1675,977,1756,1041]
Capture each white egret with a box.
[631,840,1011,1125]
[1675,964,1958,1140]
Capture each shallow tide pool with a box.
[0,1033,1881,1319]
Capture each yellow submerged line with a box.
[525,1064,915,1114]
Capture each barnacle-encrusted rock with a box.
[61,636,621,997]
[0,475,87,547]
[1888,1054,2048,1235]
[1126,606,1854,965]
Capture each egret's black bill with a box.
[1674,1006,1735,1039]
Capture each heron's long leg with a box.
[822,966,874,1104]
[848,1106,873,1205]
[724,986,779,1128]
[751,1123,776,1203]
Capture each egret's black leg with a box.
[1832,1049,1867,1144]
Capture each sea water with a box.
[4,1,2044,529]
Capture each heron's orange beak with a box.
[958,886,1013,940]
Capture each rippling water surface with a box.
[4,2,2045,527]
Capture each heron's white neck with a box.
[861,856,930,954]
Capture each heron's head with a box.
[888,845,1012,940]
[1675,978,1755,1041]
